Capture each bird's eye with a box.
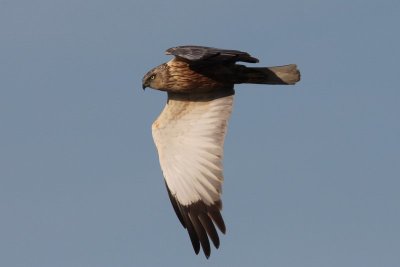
[150,75,156,80]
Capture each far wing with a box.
[152,88,234,258]
[166,45,259,64]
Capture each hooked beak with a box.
[142,79,150,90]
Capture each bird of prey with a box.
[142,45,300,258]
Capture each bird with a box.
[142,45,300,258]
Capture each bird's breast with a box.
[164,60,233,93]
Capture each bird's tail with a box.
[236,64,301,85]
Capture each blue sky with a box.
[1,0,399,266]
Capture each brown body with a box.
[157,59,231,93]
[143,56,300,93]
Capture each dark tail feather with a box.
[237,64,301,85]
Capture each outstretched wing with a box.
[152,88,234,258]
[166,45,259,64]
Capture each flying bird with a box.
[142,45,300,258]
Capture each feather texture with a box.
[166,45,259,64]
[152,89,233,257]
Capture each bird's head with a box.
[142,63,169,91]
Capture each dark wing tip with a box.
[208,203,226,234]
[165,181,185,227]
[165,184,225,258]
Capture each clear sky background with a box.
[1,0,399,266]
